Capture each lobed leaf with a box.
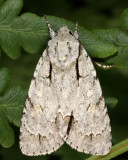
[0,0,117,59]
[0,67,11,94]
[0,0,4,10]
[0,67,27,147]
[93,29,128,68]
[0,109,14,148]
[0,86,27,107]
[0,0,48,59]
[121,8,128,29]
[86,139,128,160]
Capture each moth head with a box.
[48,35,79,69]
[57,26,75,37]
[58,26,70,35]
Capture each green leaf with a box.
[5,105,23,127]
[0,0,48,59]
[105,97,118,110]
[0,109,14,148]
[0,86,27,127]
[0,67,11,94]
[0,0,4,8]
[0,0,117,59]
[0,0,23,23]
[121,8,128,29]
[86,138,128,160]
[0,86,27,107]
[93,29,128,68]
[0,67,27,147]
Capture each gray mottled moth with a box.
[20,17,112,156]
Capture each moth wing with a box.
[58,46,111,155]
[20,49,64,156]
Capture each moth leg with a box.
[74,22,79,39]
[44,15,56,38]
[93,60,114,69]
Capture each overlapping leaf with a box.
[0,0,48,59]
[0,0,117,59]
[0,68,27,147]
[90,7,128,68]
[121,8,128,29]
[0,67,11,94]
[93,28,128,68]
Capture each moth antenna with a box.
[93,60,114,69]
[74,22,79,39]
[75,22,78,32]
[44,15,56,38]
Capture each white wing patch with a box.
[20,24,112,156]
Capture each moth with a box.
[20,16,112,156]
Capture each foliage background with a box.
[0,0,128,160]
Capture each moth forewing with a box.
[20,21,112,156]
